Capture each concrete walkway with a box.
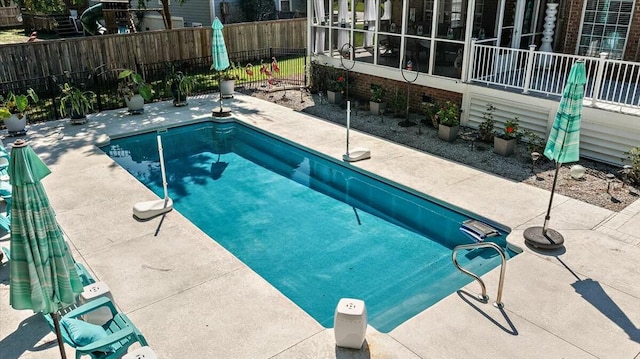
[1,93,639,359]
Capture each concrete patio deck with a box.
[1,93,639,359]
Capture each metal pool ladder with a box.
[451,242,507,308]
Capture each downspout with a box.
[307,0,313,60]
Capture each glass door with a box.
[499,0,541,48]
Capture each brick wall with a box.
[336,71,463,112]
[623,0,640,62]
[559,0,584,55]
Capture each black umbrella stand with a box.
[523,161,565,249]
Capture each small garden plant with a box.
[328,74,346,94]
[435,101,460,127]
[370,85,385,103]
[390,88,407,118]
[624,146,640,184]
[477,103,495,142]
[496,117,521,140]
[522,129,545,154]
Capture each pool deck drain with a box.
[1,93,639,358]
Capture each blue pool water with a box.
[103,121,516,332]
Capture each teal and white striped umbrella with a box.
[211,17,230,72]
[524,61,587,248]
[9,140,82,358]
[544,61,587,164]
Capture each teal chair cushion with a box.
[0,180,10,197]
[60,318,108,347]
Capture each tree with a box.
[241,0,276,21]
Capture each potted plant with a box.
[327,74,346,104]
[369,84,386,115]
[494,117,521,156]
[166,70,194,107]
[117,69,154,112]
[0,88,38,134]
[58,83,96,125]
[217,62,239,99]
[436,101,460,142]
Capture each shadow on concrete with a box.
[0,314,56,358]
[457,290,518,335]
[334,339,371,358]
[572,278,640,344]
[534,252,640,345]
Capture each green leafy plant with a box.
[496,117,521,140]
[477,103,495,142]
[58,83,95,118]
[117,69,153,101]
[0,89,38,119]
[328,74,347,93]
[218,62,240,81]
[390,89,407,117]
[309,61,333,94]
[624,146,640,184]
[522,129,545,154]
[166,69,194,98]
[435,101,460,127]
[422,102,438,128]
[370,85,385,103]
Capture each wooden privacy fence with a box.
[0,6,22,28]
[0,18,306,83]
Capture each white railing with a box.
[467,39,640,110]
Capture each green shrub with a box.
[478,103,495,142]
[624,146,640,184]
[390,88,407,117]
[522,129,545,154]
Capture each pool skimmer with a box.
[343,101,371,162]
[133,134,173,220]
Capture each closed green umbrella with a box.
[524,61,586,249]
[211,17,231,114]
[9,139,83,359]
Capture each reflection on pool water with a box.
[102,121,517,333]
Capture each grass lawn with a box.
[0,28,29,44]
[0,28,59,44]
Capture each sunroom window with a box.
[577,0,634,60]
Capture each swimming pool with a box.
[102,121,517,333]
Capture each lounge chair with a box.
[0,141,12,232]
[0,246,95,286]
[0,194,11,232]
[43,297,148,359]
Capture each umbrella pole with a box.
[523,160,565,249]
[219,71,223,112]
[51,313,68,359]
[542,161,561,233]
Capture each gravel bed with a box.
[241,88,639,212]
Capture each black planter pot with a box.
[172,90,188,107]
[69,109,87,125]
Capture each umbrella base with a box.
[523,226,565,249]
[212,107,232,117]
[128,108,144,115]
[7,129,27,137]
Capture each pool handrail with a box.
[451,241,507,308]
